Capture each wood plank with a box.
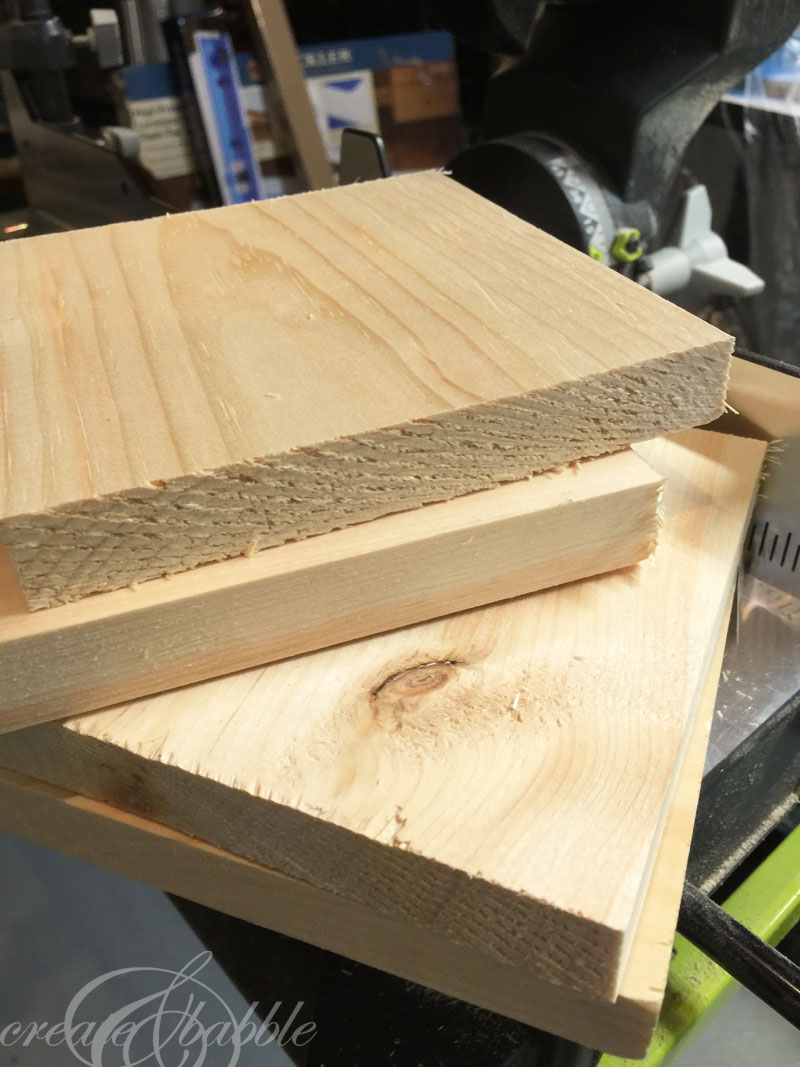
[0,429,764,1005]
[0,450,662,732]
[242,0,333,190]
[0,171,731,608]
[0,606,732,1058]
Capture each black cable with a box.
[677,880,800,1030]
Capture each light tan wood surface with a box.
[0,450,662,732]
[0,429,763,1005]
[0,608,731,1057]
[0,171,731,607]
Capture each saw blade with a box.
[746,436,800,597]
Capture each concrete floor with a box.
[0,833,295,1067]
[674,984,800,1067]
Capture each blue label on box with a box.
[236,30,454,86]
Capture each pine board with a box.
[0,609,731,1058]
[0,428,764,1005]
[0,450,662,732]
[0,171,731,608]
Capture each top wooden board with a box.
[0,172,732,607]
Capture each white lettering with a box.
[0,952,316,1065]
[0,1022,22,1046]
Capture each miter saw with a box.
[438,0,800,304]
[343,0,800,307]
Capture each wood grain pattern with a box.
[0,171,732,607]
[0,429,764,1004]
[0,450,662,732]
[0,607,731,1057]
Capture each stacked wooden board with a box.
[0,450,663,731]
[0,608,730,1057]
[0,171,731,609]
[0,172,764,1057]
[0,430,765,1047]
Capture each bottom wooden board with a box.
[0,608,730,1058]
[0,430,765,1008]
[0,449,661,733]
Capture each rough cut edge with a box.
[0,720,626,1001]
[2,341,730,609]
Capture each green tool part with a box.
[598,823,800,1066]
[611,228,643,263]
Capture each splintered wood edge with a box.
[0,607,730,1059]
[3,342,728,610]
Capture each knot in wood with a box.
[373,660,458,701]
[369,660,461,734]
